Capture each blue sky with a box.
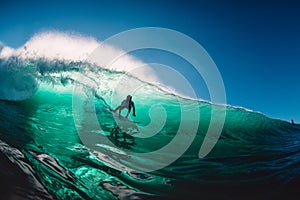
[1,0,300,122]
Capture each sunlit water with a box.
[1,32,300,200]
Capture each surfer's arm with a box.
[131,101,136,116]
[125,101,136,117]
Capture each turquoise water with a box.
[1,33,300,200]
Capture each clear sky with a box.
[0,0,299,122]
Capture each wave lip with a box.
[0,30,165,102]
[0,31,97,101]
[0,57,38,101]
[0,29,219,105]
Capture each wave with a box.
[0,30,290,124]
[0,139,53,199]
[0,31,176,102]
[2,72,300,199]
[1,31,300,199]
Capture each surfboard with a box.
[103,107,138,123]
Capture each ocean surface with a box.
[1,32,300,200]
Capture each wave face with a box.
[1,32,300,200]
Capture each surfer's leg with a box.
[113,106,121,112]
[119,107,126,116]
[125,106,131,118]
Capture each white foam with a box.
[14,31,98,61]
[0,31,156,78]
[0,46,15,58]
[0,31,188,101]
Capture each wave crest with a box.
[0,31,153,101]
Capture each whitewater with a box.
[1,31,300,200]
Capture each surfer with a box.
[112,95,136,118]
[291,119,295,125]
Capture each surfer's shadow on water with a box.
[105,121,137,150]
